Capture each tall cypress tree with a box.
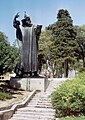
[48,9,78,77]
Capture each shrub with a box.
[61,116,85,120]
[0,91,12,100]
[51,72,85,117]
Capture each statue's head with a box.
[21,12,32,27]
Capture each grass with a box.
[0,91,12,100]
[60,116,85,120]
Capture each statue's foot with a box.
[32,71,38,77]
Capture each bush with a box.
[0,91,12,100]
[51,72,85,117]
[61,116,85,120]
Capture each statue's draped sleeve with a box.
[13,16,22,41]
[35,25,42,50]
[36,25,42,40]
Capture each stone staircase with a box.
[9,91,55,120]
[9,78,66,120]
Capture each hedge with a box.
[51,72,85,117]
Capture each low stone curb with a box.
[0,90,36,120]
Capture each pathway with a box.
[9,78,67,120]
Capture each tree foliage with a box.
[48,9,77,60]
[39,30,53,60]
[38,30,54,72]
[75,25,85,67]
[0,32,19,73]
[47,9,78,77]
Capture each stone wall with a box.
[10,77,50,92]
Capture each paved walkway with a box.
[9,78,67,120]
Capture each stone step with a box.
[30,99,51,103]
[17,107,55,113]
[37,102,51,105]
[13,113,54,117]
[27,104,52,108]
[15,111,55,116]
[39,98,50,100]
[9,117,53,120]
[11,114,54,119]
[32,95,51,98]
[32,96,51,99]
[39,98,51,100]
[37,100,51,103]
[30,98,51,101]
[28,101,51,105]
[27,101,51,106]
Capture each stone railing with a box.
[0,90,36,120]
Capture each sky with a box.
[1,0,85,45]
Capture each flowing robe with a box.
[19,25,38,73]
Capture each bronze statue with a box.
[13,12,42,77]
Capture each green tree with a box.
[47,9,78,77]
[0,32,19,73]
[75,25,85,68]
[39,30,53,71]
[39,30,53,60]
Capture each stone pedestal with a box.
[10,76,49,92]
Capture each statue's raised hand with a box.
[13,12,20,28]
[15,12,20,18]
